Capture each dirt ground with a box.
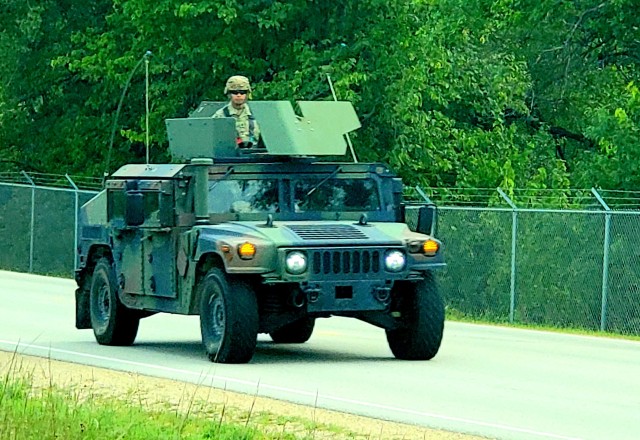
[0,350,490,440]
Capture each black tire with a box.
[269,317,315,343]
[198,268,259,363]
[386,272,444,360]
[89,258,140,346]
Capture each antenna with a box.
[104,50,153,181]
[326,74,358,163]
[145,52,151,168]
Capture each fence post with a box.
[65,174,79,273]
[415,185,434,204]
[591,188,611,331]
[21,171,36,273]
[498,188,518,323]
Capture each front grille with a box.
[310,249,381,275]
[286,224,368,240]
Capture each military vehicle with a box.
[74,100,445,363]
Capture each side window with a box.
[208,179,279,213]
[141,191,162,224]
[108,190,126,220]
[107,181,174,227]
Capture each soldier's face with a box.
[229,90,248,107]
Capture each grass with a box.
[0,352,440,440]
[0,378,274,440]
[0,351,319,440]
[445,308,640,342]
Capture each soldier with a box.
[213,75,261,148]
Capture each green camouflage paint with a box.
[75,100,446,363]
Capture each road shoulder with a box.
[0,350,487,440]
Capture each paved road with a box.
[1,270,639,440]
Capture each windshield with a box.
[294,178,380,212]
[208,179,279,213]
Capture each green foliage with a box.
[501,0,640,189]
[0,0,638,191]
[513,212,603,329]
[0,186,32,272]
[438,208,516,321]
[1,0,639,336]
[605,214,640,334]
[439,207,640,334]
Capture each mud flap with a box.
[75,286,91,329]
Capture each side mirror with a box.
[125,191,145,226]
[416,205,437,236]
[391,178,403,199]
[391,178,404,222]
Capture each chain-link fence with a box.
[0,173,100,275]
[1,175,639,334]
[405,186,640,335]
[436,207,640,334]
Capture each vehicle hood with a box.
[197,220,428,247]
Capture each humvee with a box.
[74,100,445,363]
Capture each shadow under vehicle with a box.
[74,100,445,363]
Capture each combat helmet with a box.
[224,75,252,94]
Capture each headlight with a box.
[384,250,406,272]
[285,251,307,275]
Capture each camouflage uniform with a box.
[213,75,261,145]
[213,103,260,143]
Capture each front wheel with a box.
[198,268,259,363]
[89,258,140,345]
[386,272,444,360]
[269,317,315,343]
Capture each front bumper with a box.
[265,246,443,313]
[300,279,395,312]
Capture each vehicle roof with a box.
[108,161,398,180]
[206,161,397,177]
[111,164,186,179]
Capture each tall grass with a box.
[0,377,282,440]
[0,351,461,440]
[0,353,308,440]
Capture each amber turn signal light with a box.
[423,240,439,256]
[238,242,256,259]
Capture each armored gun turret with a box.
[74,100,444,363]
[167,100,361,159]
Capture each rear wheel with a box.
[269,317,315,343]
[386,272,444,360]
[198,268,259,363]
[89,258,140,345]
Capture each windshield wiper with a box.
[208,166,234,191]
[306,166,342,197]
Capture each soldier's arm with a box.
[253,120,261,140]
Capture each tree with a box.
[0,0,637,194]
[498,0,640,189]
[0,0,114,175]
